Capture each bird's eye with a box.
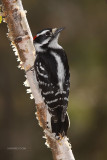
[45,31,51,36]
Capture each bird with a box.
[33,27,70,138]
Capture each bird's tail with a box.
[50,107,70,137]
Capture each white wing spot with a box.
[37,66,48,78]
[40,65,45,71]
[64,97,68,101]
[47,99,58,104]
[43,91,54,95]
[39,80,49,86]
[55,90,66,96]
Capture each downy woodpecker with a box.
[33,28,70,137]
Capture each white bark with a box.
[1,0,75,159]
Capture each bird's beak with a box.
[52,27,65,38]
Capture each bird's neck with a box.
[34,41,62,53]
[48,39,62,49]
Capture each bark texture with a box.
[1,0,75,159]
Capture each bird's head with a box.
[33,27,65,52]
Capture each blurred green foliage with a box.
[0,0,107,160]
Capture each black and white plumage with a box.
[33,28,70,137]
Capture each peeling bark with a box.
[1,0,75,159]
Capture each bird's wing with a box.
[35,56,70,111]
[35,57,58,107]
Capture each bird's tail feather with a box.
[51,110,70,137]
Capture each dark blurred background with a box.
[0,0,107,160]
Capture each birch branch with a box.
[1,0,75,159]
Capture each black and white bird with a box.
[33,27,70,137]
